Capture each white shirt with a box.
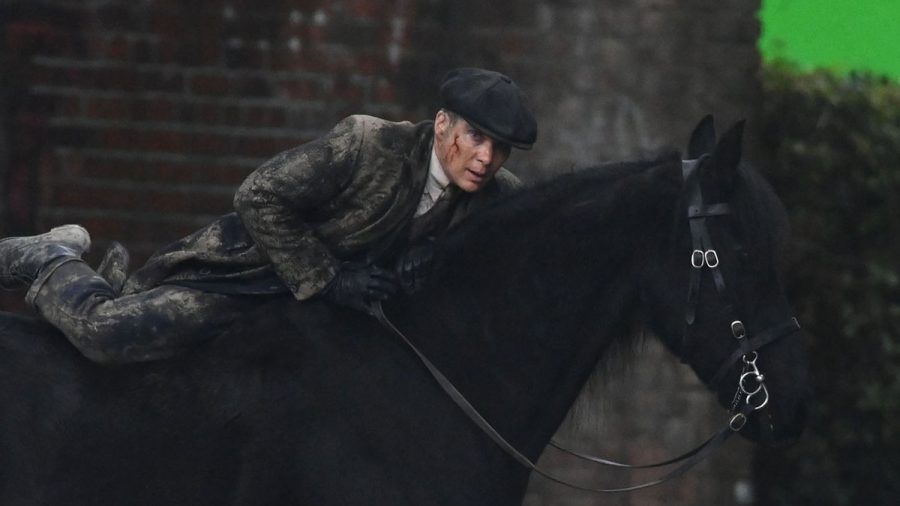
[414,147,450,217]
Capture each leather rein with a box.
[371,158,801,493]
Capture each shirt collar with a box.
[414,147,452,217]
[429,147,450,190]
[425,147,450,202]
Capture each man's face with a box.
[433,110,511,192]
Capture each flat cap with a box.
[440,68,537,149]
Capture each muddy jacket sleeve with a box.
[233,116,364,300]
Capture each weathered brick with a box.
[285,106,333,131]
[57,95,83,117]
[147,9,187,36]
[195,103,223,123]
[70,155,250,186]
[134,98,178,122]
[278,77,325,100]
[172,103,217,126]
[135,70,180,93]
[49,181,231,216]
[5,20,70,56]
[374,80,396,103]
[332,72,364,101]
[190,73,231,96]
[106,34,130,60]
[86,97,130,121]
[346,0,383,19]
[355,53,383,75]
[232,75,273,97]
[139,130,188,152]
[233,135,300,158]
[47,124,95,147]
[222,105,242,126]
[244,106,287,128]
[95,67,140,92]
[63,214,206,252]
[96,4,136,31]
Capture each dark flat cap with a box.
[440,68,537,150]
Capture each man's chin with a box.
[458,181,483,192]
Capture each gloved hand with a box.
[319,262,398,314]
[395,239,435,294]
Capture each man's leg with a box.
[33,260,249,363]
[1,225,250,364]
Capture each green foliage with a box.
[754,61,900,505]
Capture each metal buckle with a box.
[729,413,747,431]
[691,250,705,268]
[731,320,746,339]
[704,249,719,268]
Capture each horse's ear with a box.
[706,119,745,193]
[687,114,716,159]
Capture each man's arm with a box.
[233,116,363,300]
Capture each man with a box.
[0,67,537,364]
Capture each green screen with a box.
[759,0,900,80]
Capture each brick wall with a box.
[1,0,763,504]
[2,0,414,263]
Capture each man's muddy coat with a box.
[122,115,521,300]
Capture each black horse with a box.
[0,118,809,505]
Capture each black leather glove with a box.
[319,262,398,314]
[395,239,435,295]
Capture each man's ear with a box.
[434,110,448,137]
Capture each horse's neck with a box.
[394,160,682,457]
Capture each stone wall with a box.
[1,0,763,504]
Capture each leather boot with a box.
[0,225,91,299]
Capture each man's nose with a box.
[476,141,494,166]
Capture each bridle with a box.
[371,158,801,493]
[678,156,800,431]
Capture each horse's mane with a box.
[441,152,685,256]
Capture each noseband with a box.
[372,158,801,493]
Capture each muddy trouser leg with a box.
[31,260,251,364]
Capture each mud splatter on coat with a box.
[122,115,521,300]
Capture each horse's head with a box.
[641,116,810,444]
